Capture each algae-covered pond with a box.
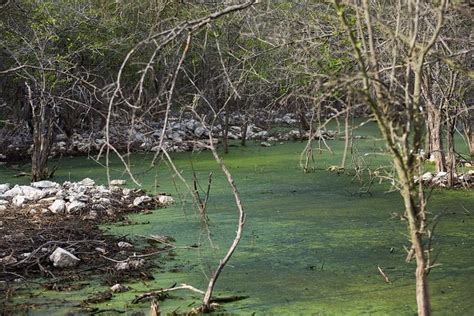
[1,124,473,315]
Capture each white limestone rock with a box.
[0,184,10,194]
[133,195,152,206]
[31,180,59,189]
[110,283,129,293]
[39,197,57,204]
[49,199,66,214]
[4,185,45,201]
[49,247,80,268]
[157,195,174,206]
[194,126,207,138]
[255,130,268,139]
[12,195,27,207]
[110,179,126,186]
[421,172,433,182]
[78,178,95,187]
[66,201,86,213]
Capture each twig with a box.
[377,266,392,284]
[90,309,126,315]
[133,283,205,304]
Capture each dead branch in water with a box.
[377,265,392,284]
[132,283,205,304]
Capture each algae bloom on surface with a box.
[0,134,473,315]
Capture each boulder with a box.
[95,247,106,254]
[39,197,57,203]
[421,172,433,182]
[31,180,59,189]
[194,126,207,138]
[4,185,45,201]
[67,201,86,213]
[74,193,90,203]
[110,283,129,293]
[49,247,80,268]
[110,179,126,186]
[170,132,183,143]
[57,141,67,148]
[96,185,111,195]
[78,178,95,187]
[185,119,197,131]
[171,122,182,130]
[49,199,66,214]
[432,172,448,184]
[157,195,174,206]
[283,114,297,125]
[133,195,152,206]
[255,131,268,139]
[0,184,10,194]
[12,195,27,207]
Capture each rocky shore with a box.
[414,170,474,188]
[0,178,173,219]
[0,112,336,162]
[0,178,175,288]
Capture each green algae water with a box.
[1,125,473,315]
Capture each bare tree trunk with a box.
[446,119,456,188]
[298,105,310,131]
[398,170,431,316]
[223,104,229,154]
[470,131,474,157]
[26,83,54,181]
[334,0,449,314]
[462,112,474,157]
[426,108,446,172]
[202,144,246,312]
[241,116,248,146]
[341,103,352,169]
[414,235,431,316]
